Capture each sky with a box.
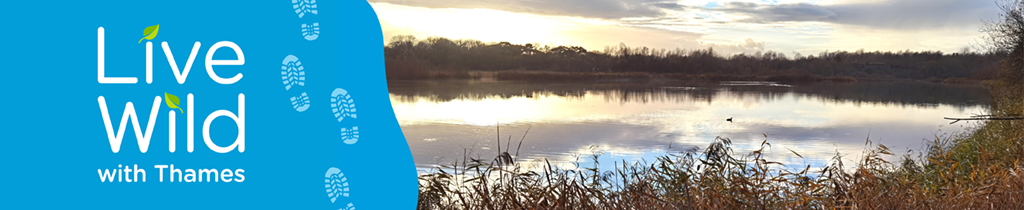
[369,0,1001,56]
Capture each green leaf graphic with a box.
[138,24,160,43]
[165,92,183,113]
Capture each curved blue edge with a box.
[336,1,419,208]
[0,1,417,209]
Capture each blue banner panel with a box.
[0,1,416,209]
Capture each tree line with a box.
[384,35,1005,81]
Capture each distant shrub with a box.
[495,71,652,81]
[941,77,976,84]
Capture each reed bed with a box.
[419,135,1024,210]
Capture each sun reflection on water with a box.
[391,81,990,173]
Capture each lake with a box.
[389,80,991,173]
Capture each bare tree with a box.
[981,0,1024,83]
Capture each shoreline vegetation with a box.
[412,0,1024,209]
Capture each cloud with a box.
[372,0,1000,35]
[712,0,999,29]
[368,0,671,19]
[373,3,717,54]
[649,2,691,10]
[717,2,836,23]
[700,37,767,55]
[372,0,998,55]
[372,0,999,30]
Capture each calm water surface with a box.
[389,80,991,173]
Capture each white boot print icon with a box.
[324,167,349,203]
[291,92,311,112]
[292,0,318,18]
[340,127,358,145]
[281,55,305,90]
[331,88,357,122]
[302,22,320,41]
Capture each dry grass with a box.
[419,135,1024,210]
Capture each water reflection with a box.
[389,80,990,173]
[390,80,989,107]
